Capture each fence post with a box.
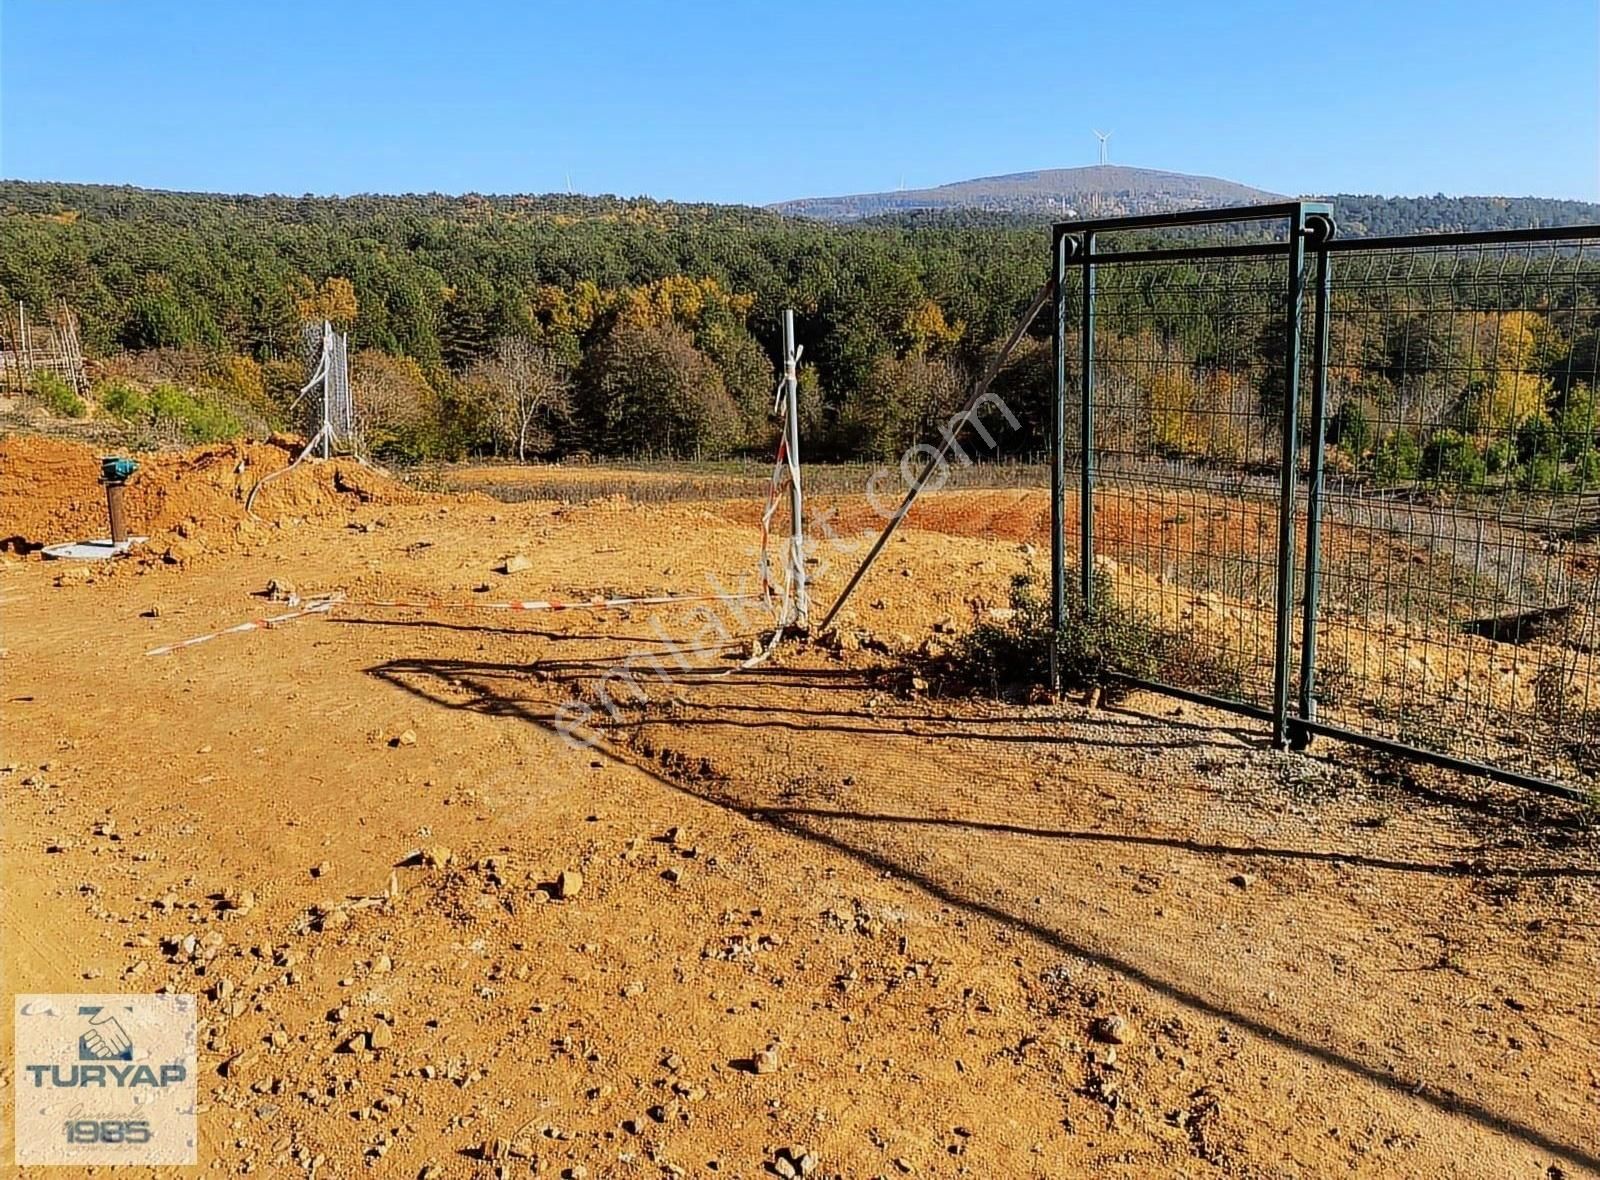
[1295,216,1336,744]
[781,308,809,626]
[1079,231,1097,607]
[1050,231,1068,690]
[1271,208,1310,748]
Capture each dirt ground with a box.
[3,446,1598,1179]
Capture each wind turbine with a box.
[1092,130,1112,165]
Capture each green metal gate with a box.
[1052,207,1600,801]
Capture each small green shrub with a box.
[1518,454,1574,493]
[1576,449,1600,490]
[1515,414,1562,466]
[30,371,86,418]
[88,377,240,443]
[1420,429,1486,487]
[1328,400,1372,458]
[952,570,1221,698]
[95,378,150,419]
[147,382,241,443]
[1484,438,1515,475]
[1370,428,1420,482]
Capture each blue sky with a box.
[1,0,1595,203]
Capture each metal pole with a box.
[105,481,129,544]
[1080,231,1097,607]
[19,301,31,388]
[322,322,334,459]
[783,309,809,626]
[1272,209,1309,748]
[1296,219,1335,743]
[1050,232,1068,690]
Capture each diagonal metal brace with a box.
[819,278,1055,632]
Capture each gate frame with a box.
[1049,205,1600,803]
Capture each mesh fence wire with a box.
[1066,221,1600,795]
[1080,248,1296,716]
[1308,237,1600,787]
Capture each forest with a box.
[1,181,1598,484]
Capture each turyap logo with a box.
[14,994,198,1165]
[78,1006,134,1061]
[21,1005,185,1088]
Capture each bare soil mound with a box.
[0,434,425,556]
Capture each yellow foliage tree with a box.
[901,299,964,354]
[294,276,358,327]
[614,276,753,331]
[1467,369,1555,433]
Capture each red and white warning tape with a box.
[144,594,345,657]
[338,591,762,613]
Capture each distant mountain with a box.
[770,165,1285,221]
[772,166,1600,236]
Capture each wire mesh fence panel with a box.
[1086,248,1298,713]
[1056,211,1600,797]
[1303,235,1600,791]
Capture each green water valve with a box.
[101,456,138,483]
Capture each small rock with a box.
[390,729,417,748]
[483,1136,510,1161]
[753,1044,780,1075]
[1228,873,1254,889]
[1091,1014,1133,1045]
[422,846,453,868]
[499,555,532,575]
[368,1022,394,1050]
[556,869,584,900]
[311,861,331,878]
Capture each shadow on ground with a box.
[367,650,1600,1176]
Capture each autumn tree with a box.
[465,336,572,461]
[349,349,439,461]
[294,276,358,329]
